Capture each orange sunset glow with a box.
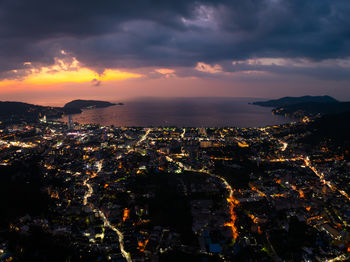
[0,56,142,88]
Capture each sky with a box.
[1,0,350,105]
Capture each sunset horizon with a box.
[1,0,350,102]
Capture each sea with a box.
[57,97,292,128]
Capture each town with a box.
[0,117,349,262]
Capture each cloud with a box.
[154,68,176,78]
[195,62,223,74]
[155,68,175,75]
[91,78,101,86]
[0,0,350,81]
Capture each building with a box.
[68,115,74,130]
[198,128,207,137]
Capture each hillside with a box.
[0,101,79,123]
[252,96,350,117]
[298,111,350,147]
[272,102,350,117]
[252,95,338,107]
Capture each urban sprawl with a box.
[0,116,349,262]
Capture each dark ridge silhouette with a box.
[308,111,350,143]
[272,101,350,117]
[0,99,117,123]
[63,99,116,110]
[252,95,338,107]
[0,101,80,123]
[253,96,350,117]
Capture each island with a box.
[63,99,117,111]
[253,95,350,118]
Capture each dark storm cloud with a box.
[176,60,350,81]
[0,0,350,79]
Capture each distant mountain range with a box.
[253,95,350,117]
[0,99,119,123]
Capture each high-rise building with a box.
[198,127,207,137]
[68,115,74,130]
[40,115,47,123]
